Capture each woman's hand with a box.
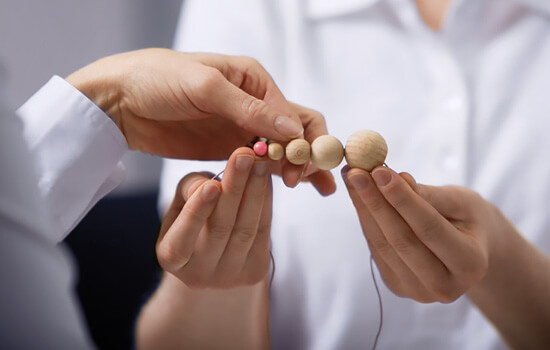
[156,147,272,288]
[342,165,490,303]
[343,165,550,348]
[67,49,304,159]
[67,48,334,194]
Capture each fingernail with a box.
[274,116,303,138]
[201,183,220,202]
[348,173,369,190]
[372,168,392,187]
[254,161,268,176]
[341,165,351,178]
[235,155,254,172]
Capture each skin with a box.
[415,0,454,30]
[66,48,335,193]
[137,147,272,349]
[343,166,550,348]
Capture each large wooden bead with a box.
[310,135,344,170]
[267,142,285,160]
[344,130,388,171]
[285,139,311,165]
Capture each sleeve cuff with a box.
[17,75,129,242]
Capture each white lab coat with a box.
[160,0,550,348]
[0,76,128,349]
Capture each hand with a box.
[269,102,336,196]
[342,165,491,303]
[67,48,306,159]
[156,147,272,288]
[67,48,334,194]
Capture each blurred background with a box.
[1,0,182,348]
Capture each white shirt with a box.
[160,0,550,349]
[0,76,128,349]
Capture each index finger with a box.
[371,167,482,268]
[194,54,305,141]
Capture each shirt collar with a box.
[306,0,380,19]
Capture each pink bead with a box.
[253,141,268,157]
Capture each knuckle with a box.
[367,237,393,255]
[241,97,269,121]
[428,278,462,303]
[386,232,415,255]
[156,242,189,271]
[255,222,272,240]
[387,189,411,211]
[233,227,257,244]
[208,223,234,241]
[194,68,223,97]
[181,205,210,225]
[364,196,388,214]
[417,218,444,243]
[226,184,247,197]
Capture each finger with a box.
[156,180,222,272]
[215,158,270,286]
[399,172,420,194]
[242,176,273,285]
[159,172,212,241]
[371,167,484,287]
[188,60,304,141]
[342,167,433,299]
[279,103,330,189]
[416,184,474,221]
[281,160,305,188]
[289,102,328,142]
[189,147,256,279]
[306,168,337,196]
[346,167,454,296]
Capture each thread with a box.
[370,254,384,350]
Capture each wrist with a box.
[66,57,124,128]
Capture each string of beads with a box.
[253,129,388,171]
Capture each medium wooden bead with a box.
[310,135,344,170]
[344,130,388,171]
[285,139,311,165]
[267,142,284,160]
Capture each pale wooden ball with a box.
[310,135,344,170]
[344,130,388,171]
[285,139,311,165]
[268,142,285,160]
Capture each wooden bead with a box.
[344,130,388,171]
[267,142,284,160]
[310,135,344,170]
[285,139,311,165]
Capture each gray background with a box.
[1,0,183,194]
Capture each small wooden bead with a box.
[310,135,344,170]
[267,142,284,160]
[344,130,388,171]
[253,141,268,157]
[285,139,311,165]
